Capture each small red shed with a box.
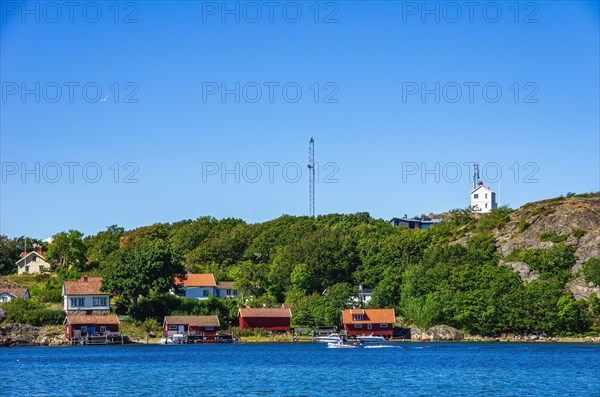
[342,308,395,337]
[238,308,292,331]
[64,314,120,339]
[163,315,220,337]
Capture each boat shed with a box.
[238,308,292,331]
[342,308,395,337]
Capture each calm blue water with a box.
[1,343,599,396]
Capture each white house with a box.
[215,281,240,298]
[62,276,110,314]
[16,247,51,275]
[0,286,30,302]
[471,182,497,213]
[175,274,239,300]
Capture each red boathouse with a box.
[238,308,292,331]
[64,314,120,339]
[163,315,220,337]
[342,309,395,338]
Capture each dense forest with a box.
[1,193,599,336]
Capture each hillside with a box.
[1,193,599,337]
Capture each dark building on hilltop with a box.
[390,216,441,230]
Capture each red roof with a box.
[65,315,120,325]
[0,287,28,298]
[175,274,217,287]
[63,277,107,296]
[238,308,292,318]
[342,309,395,324]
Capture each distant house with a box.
[342,308,395,338]
[353,285,372,306]
[175,273,239,300]
[238,308,292,331]
[471,181,497,213]
[216,281,239,298]
[390,216,441,230]
[163,315,220,337]
[62,276,110,314]
[0,286,30,302]
[16,246,51,275]
[64,314,121,343]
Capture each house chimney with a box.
[37,245,43,255]
[83,275,88,282]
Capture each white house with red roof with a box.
[471,181,497,213]
[16,246,51,275]
[0,285,30,302]
[62,275,110,314]
[174,273,239,300]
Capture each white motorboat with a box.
[313,333,342,343]
[357,334,385,343]
[327,340,358,349]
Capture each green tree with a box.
[101,239,184,308]
[291,263,311,294]
[46,230,86,270]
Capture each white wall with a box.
[182,287,216,300]
[17,255,50,275]
[64,294,111,311]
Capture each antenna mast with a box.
[309,136,315,218]
[473,163,480,190]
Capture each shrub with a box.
[1,298,65,326]
[571,229,586,239]
[518,218,528,232]
[539,231,568,244]
[581,258,600,286]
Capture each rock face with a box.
[423,325,464,341]
[504,261,540,283]
[0,324,67,347]
[567,277,600,301]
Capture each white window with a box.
[353,314,364,321]
[78,298,85,306]
[367,324,372,330]
[206,326,214,331]
[485,193,488,198]
[100,326,106,333]
[485,203,488,208]
[355,324,362,329]
[380,324,388,328]
[169,325,177,330]
[100,297,107,306]
[70,298,78,307]
[474,194,478,199]
[93,297,99,306]
[227,289,232,295]
[81,326,87,333]
[203,290,209,297]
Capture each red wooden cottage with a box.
[238,308,292,331]
[163,315,220,338]
[64,314,120,340]
[342,308,395,338]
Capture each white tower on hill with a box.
[470,164,497,213]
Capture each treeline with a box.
[2,207,600,336]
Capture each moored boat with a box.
[313,333,342,343]
[357,334,385,343]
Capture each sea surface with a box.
[1,342,599,396]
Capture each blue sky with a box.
[1,1,599,239]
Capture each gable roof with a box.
[164,315,220,327]
[471,184,495,194]
[63,277,107,296]
[175,273,217,288]
[216,281,235,289]
[342,309,395,324]
[16,251,47,265]
[0,287,28,298]
[65,315,120,325]
[238,308,292,318]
